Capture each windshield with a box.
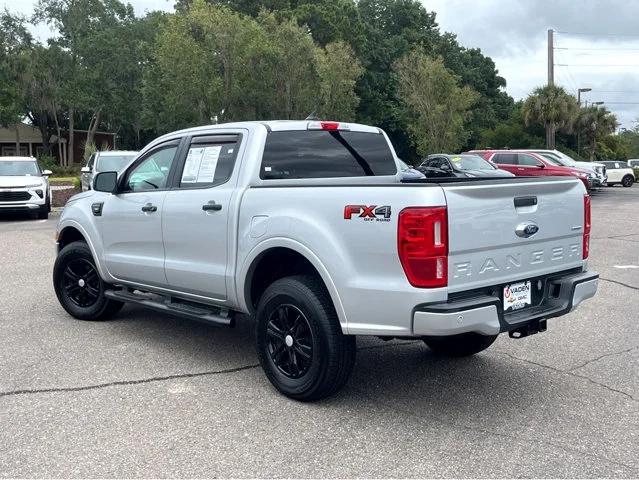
[450,155,495,170]
[0,161,40,176]
[539,154,565,166]
[97,154,136,172]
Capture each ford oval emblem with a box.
[515,222,539,238]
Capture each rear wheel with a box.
[255,275,356,401]
[53,241,123,320]
[423,332,498,357]
[622,175,634,187]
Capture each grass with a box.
[49,176,77,184]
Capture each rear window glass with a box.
[260,130,397,179]
[492,153,517,165]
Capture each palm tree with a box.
[522,85,579,148]
[574,106,619,161]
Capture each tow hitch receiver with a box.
[509,319,547,339]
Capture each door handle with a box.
[202,201,222,212]
[141,203,157,213]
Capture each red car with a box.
[468,150,592,190]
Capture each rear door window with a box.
[492,153,517,165]
[517,154,540,166]
[260,130,397,179]
[178,135,240,188]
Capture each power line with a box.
[555,47,639,51]
[555,63,639,67]
[556,31,639,39]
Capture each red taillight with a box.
[398,207,448,288]
[583,194,591,259]
[320,121,339,130]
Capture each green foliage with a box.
[395,52,478,156]
[14,0,630,165]
[478,103,544,149]
[72,176,81,188]
[617,125,639,159]
[574,106,619,161]
[522,85,579,135]
[37,154,80,175]
[315,42,362,120]
[37,154,58,171]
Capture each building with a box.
[0,123,116,164]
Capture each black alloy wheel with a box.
[62,258,102,308]
[266,304,314,379]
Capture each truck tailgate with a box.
[443,177,586,293]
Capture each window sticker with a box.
[182,146,222,183]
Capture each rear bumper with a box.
[413,270,598,336]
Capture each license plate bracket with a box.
[503,280,532,312]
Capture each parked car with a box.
[397,159,425,181]
[0,156,52,219]
[419,154,514,178]
[81,150,138,191]
[528,149,606,187]
[469,150,594,191]
[627,159,639,168]
[53,120,598,401]
[600,161,635,187]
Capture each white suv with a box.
[601,161,635,187]
[0,156,52,219]
[81,151,138,191]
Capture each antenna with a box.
[305,112,320,121]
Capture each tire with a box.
[38,202,49,219]
[622,175,634,187]
[255,274,356,401]
[53,240,123,321]
[423,332,498,357]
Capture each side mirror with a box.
[42,169,52,176]
[81,166,91,173]
[93,171,118,194]
[538,163,545,168]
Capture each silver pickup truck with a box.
[53,120,598,400]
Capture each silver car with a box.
[530,149,607,187]
[81,151,138,191]
[0,156,52,219]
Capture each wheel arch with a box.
[56,220,110,281]
[238,239,348,332]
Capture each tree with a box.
[34,0,134,164]
[522,85,578,149]
[0,11,33,152]
[315,41,362,120]
[394,52,478,157]
[478,101,544,149]
[574,106,619,161]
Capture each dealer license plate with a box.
[503,280,532,312]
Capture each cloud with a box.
[424,0,639,128]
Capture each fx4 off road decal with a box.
[344,205,392,222]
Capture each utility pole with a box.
[547,29,555,148]
[548,29,554,86]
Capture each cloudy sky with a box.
[3,0,639,129]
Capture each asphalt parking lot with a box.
[0,187,637,478]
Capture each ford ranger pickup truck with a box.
[53,120,599,401]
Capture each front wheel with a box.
[37,201,49,219]
[423,332,498,357]
[622,175,634,187]
[255,275,356,401]
[53,241,123,320]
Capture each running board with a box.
[104,289,234,327]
